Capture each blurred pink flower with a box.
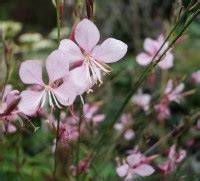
[132,90,151,112]
[164,79,184,104]
[158,144,186,174]
[18,50,77,116]
[155,79,184,120]
[0,85,20,133]
[48,112,79,143]
[192,70,200,83]
[116,153,155,180]
[83,102,105,124]
[114,114,135,140]
[58,18,128,93]
[70,156,90,176]
[154,103,171,120]
[136,34,174,69]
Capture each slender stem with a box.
[76,101,84,180]
[53,111,61,180]
[16,131,21,178]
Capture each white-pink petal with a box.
[58,39,84,63]
[75,19,100,53]
[144,38,157,54]
[116,164,129,177]
[127,154,141,167]
[92,38,127,63]
[136,52,152,66]
[53,81,77,106]
[46,50,69,84]
[165,79,173,94]
[133,164,155,176]
[67,65,96,95]
[18,90,44,116]
[19,60,44,85]
[158,52,174,69]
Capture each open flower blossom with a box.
[154,79,184,120]
[132,90,151,112]
[136,34,174,69]
[0,85,19,133]
[18,50,77,116]
[116,153,155,180]
[164,79,185,103]
[58,18,128,92]
[114,114,135,140]
[191,70,200,83]
[158,144,186,174]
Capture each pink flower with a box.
[70,156,90,176]
[132,90,151,112]
[0,85,19,119]
[0,85,20,133]
[48,112,79,143]
[136,34,174,69]
[58,19,128,92]
[158,144,186,174]
[114,114,135,140]
[83,102,105,123]
[154,79,184,120]
[154,103,171,120]
[164,79,184,103]
[192,70,200,83]
[116,153,155,180]
[18,50,77,116]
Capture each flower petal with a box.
[2,85,12,102]
[53,81,77,106]
[116,164,129,177]
[164,79,173,94]
[127,154,141,167]
[133,164,155,176]
[46,50,69,84]
[67,65,97,95]
[75,19,100,52]
[18,90,44,116]
[136,52,152,66]
[19,60,44,85]
[144,38,158,54]
[158,52,174,69]
[92,38,127,63]
[58,39,84,63]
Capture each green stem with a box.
[16,131,22,178]
[76,101,84,180]
[53,111,61,180]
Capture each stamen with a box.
[48,90,54,108]
[41,89,47,108]
[51,91,62,109]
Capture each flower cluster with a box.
[18,19,127,115]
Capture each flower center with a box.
[40,85,62,109]
[83,54,112,85]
